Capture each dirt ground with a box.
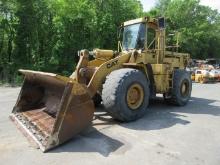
[0,83,220,165]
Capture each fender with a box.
[87,54,130,97]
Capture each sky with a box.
[140,0,220,12]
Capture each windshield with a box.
[122,23,146,50]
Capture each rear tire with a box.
[102,68,150,122]
[164,70,192,106]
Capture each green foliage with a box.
[0,0,143,83]
[0,0,220,84]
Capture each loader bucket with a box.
[10,70,95,152]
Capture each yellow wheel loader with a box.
[10,17,192,152]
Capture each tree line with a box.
[0,0,219,83]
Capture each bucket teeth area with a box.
[22,109,55,134]
[13,108,55,147]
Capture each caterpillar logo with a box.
[107,60,118,69]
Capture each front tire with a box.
[102,68,150,122]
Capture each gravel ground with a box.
[0,83,220,165]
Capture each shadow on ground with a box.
[50,130,124,157]
[50,97,220,156]
[122,97,220,131]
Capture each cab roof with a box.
[123,17,158,27]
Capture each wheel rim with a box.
[180,80,189,97]
[126,83,144,110]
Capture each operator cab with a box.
[122,23,146,50]
[121,17,165,51]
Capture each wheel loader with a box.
[10,17,192,152]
